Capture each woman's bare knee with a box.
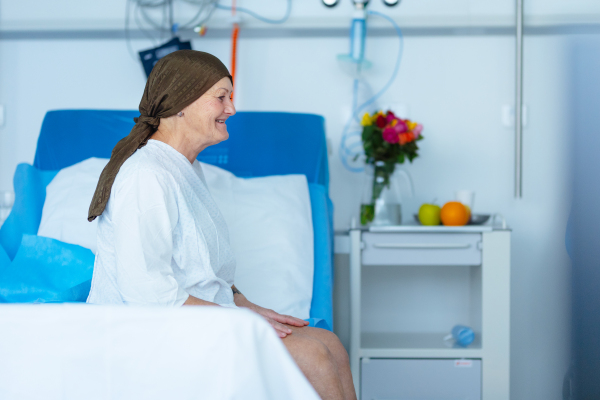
[283,334,344,399]
[294,327,349,366]
[287,327,356,399]
[284,334,334,370]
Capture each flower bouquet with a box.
[359,110,423,225]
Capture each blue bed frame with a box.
[7,110,334,329]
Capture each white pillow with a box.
[38,157,109,254]
[201,163,314,320]
[39,158,314,319]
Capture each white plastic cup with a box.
[455,190,475,210]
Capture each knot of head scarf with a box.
[88,50,232,221]
[132,115,161,130]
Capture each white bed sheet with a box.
[0,304,320,400]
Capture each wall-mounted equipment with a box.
[138,37,192,78]
[322,0,400,8]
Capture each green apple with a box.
[418,203,441,226]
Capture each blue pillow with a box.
[0,164,58,260]
[0,234,94,303]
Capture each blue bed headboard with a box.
[33,110,329,190]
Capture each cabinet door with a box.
[362,233,482,266]
[361,358,481,400]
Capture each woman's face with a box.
[184,76,236,148]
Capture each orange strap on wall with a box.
[230,0,239,102]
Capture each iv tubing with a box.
[354,10,404,120]
[339,10,405,172]
[216,0,291,24]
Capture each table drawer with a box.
[361,358,482,400]
[362,232,482,266]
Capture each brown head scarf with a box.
[88,50,232,221]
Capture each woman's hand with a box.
[233,290,309,338]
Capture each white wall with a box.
[2,0,600,28]
[0,1,585,398]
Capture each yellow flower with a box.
[406,120,417,131]
[361,112,373,126]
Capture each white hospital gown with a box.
[87,139,237,307]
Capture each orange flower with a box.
[398,132,415,145]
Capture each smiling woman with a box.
[85,50,356,400]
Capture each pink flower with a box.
[386,111,397,123]
[383,127,400,143]
[388,118,408,134]
[413,123,423,138]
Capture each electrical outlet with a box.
[326,138,333,156]
[502,104,528,128]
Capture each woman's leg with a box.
[283,326,357,400]
[289,326,357,400]
[282,331,345,400]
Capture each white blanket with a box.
[0,304,320,400]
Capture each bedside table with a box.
[349,225,510,400]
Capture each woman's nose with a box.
[225,100,236,116]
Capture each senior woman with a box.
[86,50,356,400]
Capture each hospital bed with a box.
[0,110,333,399]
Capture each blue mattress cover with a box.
[2,110,334,330]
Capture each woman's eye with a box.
[218,96,225,101]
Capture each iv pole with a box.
[515,0,524,198]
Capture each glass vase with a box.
[360,162,403,226]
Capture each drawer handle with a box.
[372,243,472,250]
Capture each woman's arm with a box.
[231,285,309,338]
[112,170,188,306]
[183,295,219,306]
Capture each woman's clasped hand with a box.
[232,287,309,338]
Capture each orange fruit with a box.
[464,204,471,221]
[440,201,469,226]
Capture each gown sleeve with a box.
[111,169,188,306]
